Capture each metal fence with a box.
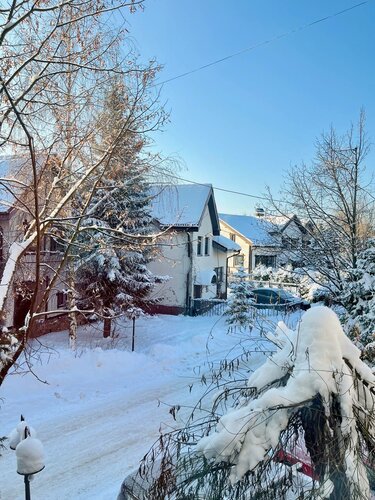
[188,298,295,318]
[188,299,228,317]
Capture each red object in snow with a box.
[274,449,319,481]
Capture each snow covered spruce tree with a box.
[138,307,375,499]
[75,79,163,337]
[341,239,375,359]
[226,267,254,332]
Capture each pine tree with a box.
[226,267,254,332]
[76,79,162,337]
[341,238,375,357]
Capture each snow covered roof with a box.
[150,184,220,234]
[212,235,241,252]
[263,214,308,234]
[219,213,280,247]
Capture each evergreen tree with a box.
[341,238,375,357]
[226,267,254,332]
[76,79,162,336]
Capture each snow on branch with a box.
[197,306,375,497]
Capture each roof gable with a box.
[150,184,220,234]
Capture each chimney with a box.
[255,207,265,217]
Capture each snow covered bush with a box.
[141,307,375,499]
[250,264,274,282]
[226,267,254,332]
[197,306,375,498]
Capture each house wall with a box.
[192,205,227,300]
[220,220,280,273]
[149,205,228,313]
[148,231,192,314]
[0,209,67,329]
[220,221,252,274]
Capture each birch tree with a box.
[0,0,167,385]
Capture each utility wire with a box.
[155,1,371,86]
[154,169,274,202]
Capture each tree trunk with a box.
[67,270,77,350]
[103,317,111,338]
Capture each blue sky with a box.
[126,0,375,214]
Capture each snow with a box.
[149,184,213,227]
[194,269,216,285]
[197,306,375,492]
[212,234,241,252]
[16,436,45,475]
[9,421,36,450]
[220,213,280,247]
[0,312,292,499]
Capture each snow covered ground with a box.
[0,311,302,500]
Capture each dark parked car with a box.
[252,287,310,311]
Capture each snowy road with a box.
[0,313,286,499]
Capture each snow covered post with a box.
[9,416,45,500]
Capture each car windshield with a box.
[277,290,296,299]
[253,289,300,302]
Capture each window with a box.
[255,255,276,268]
[56,291,67,309]
[282,236,299,250]
[194,285,202,298]
[214,266,224,283]
[197,236,202,256]
[204,237,210,256]
[233,254,244,267]
[50,236,65,253]
[230,233,236,242]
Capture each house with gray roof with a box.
[219,211,310,274]
[148,184,240,314]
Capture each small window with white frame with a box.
[204,236,210,256]
[233,254,245,267]
[197,236,203,256]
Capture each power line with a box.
[156,170,273,202]
[155,1,371,86]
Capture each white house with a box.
[148,184,240,314]
[219,211,310,275]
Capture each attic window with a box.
[197,236,202,256]
[282,236,299,250]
